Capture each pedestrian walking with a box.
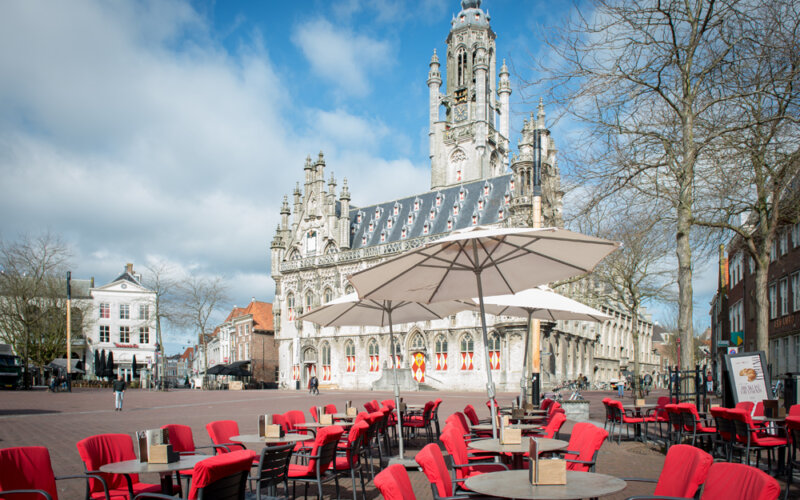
[113,375,126,411]
[617,373,624,398]
[310,375,319,395]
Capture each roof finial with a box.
[537,98,546,128]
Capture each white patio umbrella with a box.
[479,286,611,405]
[298,293,472,466]
[348,226,620,438]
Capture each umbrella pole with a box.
[387,309,405,459]
[520,311,533,406]
[472,250,498,440]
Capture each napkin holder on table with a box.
[265,424,284,438]
[635,399,646,407]
[524,403,536,412]
[511,408,525,419]
[763,399,779,418]
[136,428,169,463]
[500,427,522,445]
[258,414,273,438]
[346,407,358,417]
[149,444,179,464]
[528,438,566,485]
[320,413,333,425]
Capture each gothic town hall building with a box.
[270,1,646,391]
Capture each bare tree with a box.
[575,199,675,397]
[176,275,228,389]
[689,0,800,357]
[530,0,748,371]
[0,233,90,388]
[141,261,181,390]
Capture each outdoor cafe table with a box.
[623,404,657,443]
[464,469,627,499]
[295,421,354,429]
[469,437,568,469]
[99,454,207,494]
[331,413,357,420]
[472,423,543,432]
[230,433,313,444]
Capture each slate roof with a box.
[348,174,513,249]
[112,271,142,287]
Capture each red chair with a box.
[785,417,800,499]
[699,462,780,500]
[644,396,672,441]
[162,424,224,492]
[430,398,444,439]
[610,400,647,444]
[288,425,345,499]
[728,408,787,469]
[463,404,484,426]
[622,444,713,500]
[708,407,735,461]
[309,406,320,423]
[601,398,616,440]
[416,442,485,500]
[373,464,416,500]
[540,398,554,411]
[325,404,338,415]
[76,433,177,500]
[403,401,435,443]
[677,402,716,447]
[529,411,566,439]
[789,404,800,417]
[0,446,110,500]
[134,449,257,500]
[439,427,507,483]
[735,401,755,414]
[205,420,247,454]
[364,400,379,413]
[563,423,609,472]
[664,404,683,446]
[334,420,368,500]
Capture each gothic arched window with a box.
[305,291,315,313]
[323,288,333,305]
[435,335,448,370]
[345,284,355,295]
[321,341,331,381]
[368,338,380,372]
[457,48,467,87]
[345,340,356,373]
[489,332,501,370]
[410,332,426,352]
[286,293,295,321]
[460,333,474,370]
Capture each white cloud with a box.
[292,18,393,95]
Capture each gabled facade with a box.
[87,263,157,381]
[216,299,278,383]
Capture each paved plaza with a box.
[0,388,796,499]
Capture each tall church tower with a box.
[429,0,510,190]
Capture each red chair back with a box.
[309,406,320,423]
[381,399,396,409]
[540,412,566,439]
[163,424,196,454]
[284,410,307,430]
[189,449,257,500]
[463,404,481,426]
[708,407,732,440]
[439,427,471,479]
[325,404,337,414]
[415,443,453,497]
[700,462,780,500]
[753,401,764,417]
[364,401,379,413]
[547,401,562,419]
[205,420,243,453]
[0,446,58,500]
[444,412,471,436]
[374,463,416,500]
[735,401,754,414]
[541,398,554,411]
[653,444,712,497]
[76,433,139,493]
[293,425,344,476]
[341,421,369,466]
[564,423,608,471]
[789,404,800,417]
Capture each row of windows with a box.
[98,325,150,344]
[306,332,497,358]
[768,272,800,319]
[770,334,800,375]
[99,303,150,320]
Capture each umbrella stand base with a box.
[386,455,419,469]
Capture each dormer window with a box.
[362,235,367,245]
[478,199,484,211]
[430,208,436,220]
[423,222,430,235]
[509,179,515,191]
[414,199,420,211]
[357,212,362,223]
[387,217,393,229]
[408,213,414,225]
[498,208,505,220]
[447,218,453,230]
[401,227,407,239]
[459,187,466,201]
[453,203,460,216]
[504,193,510,205]
[380,230,386,243]
[375,207,381,219]
[483,182,490,196]
[472,213,478,225]
[435,194,442,207]
[393,203,400,216]
[368,221,374,232]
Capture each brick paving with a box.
[0,387,795,499]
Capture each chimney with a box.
[90,277,95,288]
[251,297,256,303]
[126,263,133,274]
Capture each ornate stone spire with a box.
[536,98,546,129]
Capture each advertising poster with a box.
[724,351,770,405]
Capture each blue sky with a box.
[0,0,717,353]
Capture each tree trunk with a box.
[631,302,642,399]
[677,202,695,373]
[752,256,770,360]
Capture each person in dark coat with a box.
[113,375,126,411]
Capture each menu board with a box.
[724,351,771,405]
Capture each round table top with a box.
[468,437,568,455]
[473,423,543,431]
[623,404,657,410]
[464,470,627,500]
[295,421,353,428]
[331,413,357,419]
[230,433,312,444]
[99,454,207,475]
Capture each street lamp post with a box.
[66,271,72,392]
